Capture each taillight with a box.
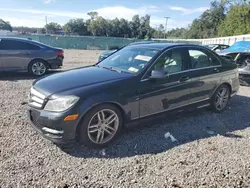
[56,51,64,57]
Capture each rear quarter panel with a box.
[25,47,59,69]
[209,60,239,98]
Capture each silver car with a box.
[0,37,64,76]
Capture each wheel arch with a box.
[210,81,232,99]
[28,58,49,70]
[221,82,232,94]
[75,101,127,141]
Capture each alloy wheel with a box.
[32,62,46,76]
[87,109,119,144]
[215,87,229,111]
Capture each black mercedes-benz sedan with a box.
[28,43,240,148]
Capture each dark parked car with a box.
[28,43,239,148]
[0,37,64,76]
[98,49,117,62]
[204,44,230,52]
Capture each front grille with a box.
[28,87,46,109]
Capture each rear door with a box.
[0,39,40,71]
[187,47,222,103]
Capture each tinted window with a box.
[149,48,186,75]
[188,48,220,69]
[0,39,40,50]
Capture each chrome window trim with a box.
[141,65,222,82]
[141,45,223,82]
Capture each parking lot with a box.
[0,50,250,188]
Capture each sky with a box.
[0,0,213,30]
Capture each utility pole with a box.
[164,17,170,39]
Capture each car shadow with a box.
[60,94,250,158]
[0,70,64,81]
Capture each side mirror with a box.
[149,70,166,79]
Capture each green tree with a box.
[87,11,98,20]
[88,16,108,36]
[167,28,189,39]
[64,19,88,35]
[139,14,151,39]
[45,22,62,34]
[218,2,250,36]
[187,0,227,38]
[129,15,140,38]
[0,19,12,31]
[119,18,131,37]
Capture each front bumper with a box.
[27,106,78,144]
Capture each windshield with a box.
[97,47,159,74]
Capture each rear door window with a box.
[0,39,40,50]
[188,48,221,69]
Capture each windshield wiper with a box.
[98,65,132,74]
[98,66,121,73]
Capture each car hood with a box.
[33,66,132,96]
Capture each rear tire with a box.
[78,104,123,148]
[211,84,230,113]
[28,60,48,76]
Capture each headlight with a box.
[44,95,79,112]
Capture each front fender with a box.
[77,92,131,123]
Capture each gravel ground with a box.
[1,50,250,188]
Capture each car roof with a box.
[0,37,42,45]
[0,37,54,48]
[128,42,202,50]
[0,37,33,41]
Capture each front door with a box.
[139,47,193,118]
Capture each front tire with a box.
[78,104,123,148]
[211,84,230,113]
[28,60,48,76]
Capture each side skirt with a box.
[125,99,211,128]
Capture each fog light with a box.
[64,114,79,121]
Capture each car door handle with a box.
[179,76,190,82]
[214,68,219,73]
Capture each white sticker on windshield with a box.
[135,55,152,62]
[128,67,139,72]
